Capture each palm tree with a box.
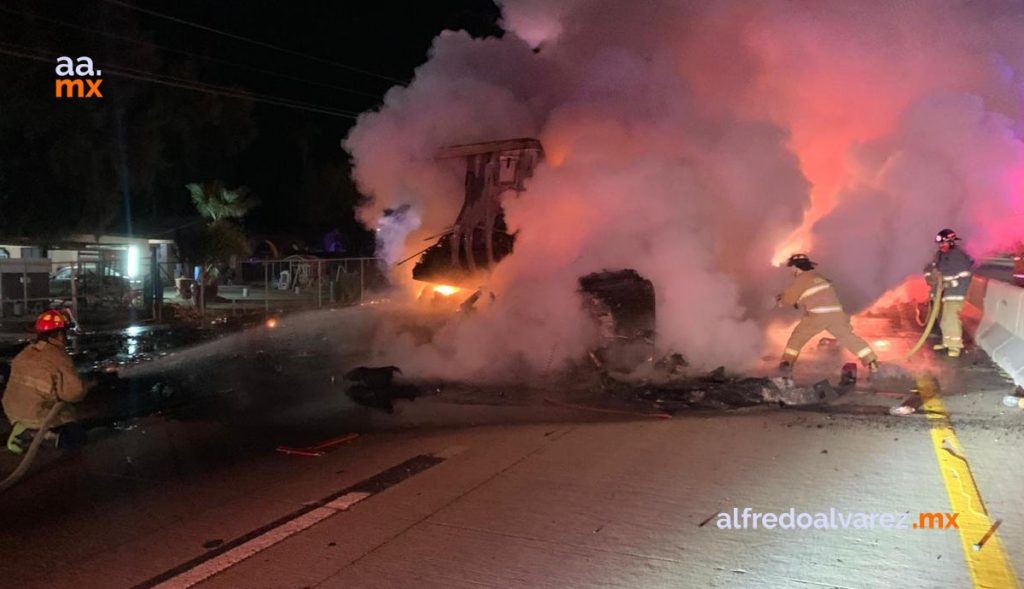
[181,182,258,308]
[186,181,258,222]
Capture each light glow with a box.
[432,285,460,297]
[126,246,140,278]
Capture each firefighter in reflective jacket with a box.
[923,228,974,357]
[3,310,87,454]
[777,254,878,372]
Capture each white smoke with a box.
[374,203,422,266]
[345,0,1024,379]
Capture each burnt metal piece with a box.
[579,269,656,373]
[840,363,858,386]
[412,138,543,286]
[637,375,780,412]
[811,379,840,403]
[344,366,402,388]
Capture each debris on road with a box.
[698,512,720,527]
[974,519,1003,552]
[1002,386,1024,409]
[889,404,917,417]
[627,367,851,413]
[344,366,402,388]
[276,433,359,458]
[344,366,418,413]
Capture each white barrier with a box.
[973,278,1024,387]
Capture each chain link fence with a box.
[0,256,387,329]
[163,257,387,316]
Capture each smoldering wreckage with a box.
[0,138,923,447]
[343,138,909,416]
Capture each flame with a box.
[432,285,461,297]
[265,318,279,329]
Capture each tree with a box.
[178,181,257,306]
[187,181,259,222]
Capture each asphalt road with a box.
[1,308,1022,589]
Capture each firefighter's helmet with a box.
[34,310,70,334]
[935,228,960,244]
[786,253,817,270]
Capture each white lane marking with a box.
[153,492,371,589]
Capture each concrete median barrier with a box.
[968,277,1024,387]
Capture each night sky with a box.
[0,0,502,251]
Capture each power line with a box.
[97,0,409,86]
[0,43,361,119]
[0,4,385,101]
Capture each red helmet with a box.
[35,310,70,334]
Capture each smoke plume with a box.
[345,0,1024,379]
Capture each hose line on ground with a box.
[0,401,66,494]
[906,280,943,360]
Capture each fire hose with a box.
[906,279,943,360]
[0,401,66,494]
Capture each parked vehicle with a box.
[49,264,137,306]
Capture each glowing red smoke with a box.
[346,0,1024,377]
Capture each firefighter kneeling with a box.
[3,311,88,454]
[777,254,878,373]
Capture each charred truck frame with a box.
[412,138,656,371]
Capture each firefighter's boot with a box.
[6,423,31,455]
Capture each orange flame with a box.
[432,285,460,296]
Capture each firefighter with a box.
[777,254,878,373]
[923,228,974,357]
[3,310,87,454]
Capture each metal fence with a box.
[0,259,53,319]
[168,257,387,316]
[0,256,387,325]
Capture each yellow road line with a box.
[917,375,1019,589]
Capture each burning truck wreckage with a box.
[344,137,910,416]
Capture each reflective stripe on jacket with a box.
[780,270,844,315]
[923,248,974,301]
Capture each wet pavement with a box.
[0,304,1022,588]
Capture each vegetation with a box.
[177,182,257,301]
